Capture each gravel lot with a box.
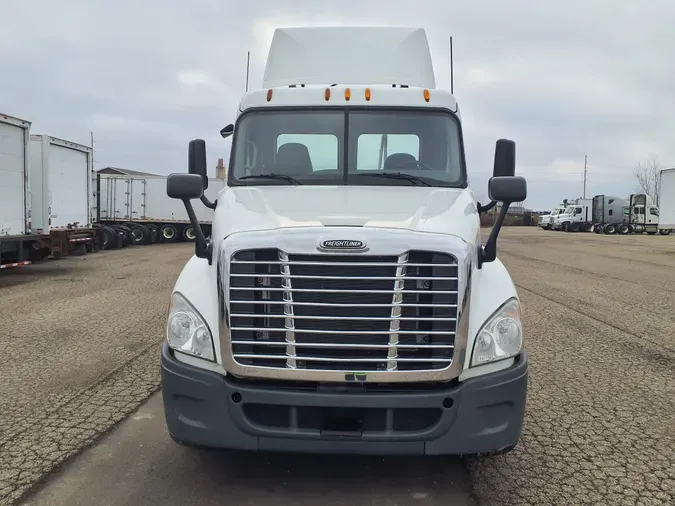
[2,228,675,505]
[0,244,192,505]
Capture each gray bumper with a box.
[161,344,528,455]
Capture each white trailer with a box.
[28,135,97,255]
[96,174,224,246]
[657,168,674,232]
[1,119,97,269]
[0,113,33,268]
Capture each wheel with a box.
[562,222,569,232]
[569,223,580,232]
[659,229,672,236]
[101,226,120,250]
[604,223,617,234]
[146,224,160,243]
[129,224,151,245]
[182,225,197,242]
[593,224,602,234]
[617,224,630,235]
[584,223,594,232]
[160,224,178,242]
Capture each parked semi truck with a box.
[95,173,225,247]
[160,26,528,457]
[592,193,671,235]
[552,198,593,232]
[0,113,96,269]
[657,168,674,233]
[542,203,566,230]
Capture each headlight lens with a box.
[167,292,215,361]
[471,298,523,366]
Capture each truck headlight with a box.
[471,298,523,366]
[167,292,215,361]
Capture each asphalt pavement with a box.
[20,393,476,506]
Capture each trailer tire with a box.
[129,224,151,245]
[101,227,118,250]
[182,226,197,242]
[146,224,159,243]
[604,223,617,234]
[618,224,630,235]
[120,225,134,246]
[160,224,178,242]
[659,229,672,236]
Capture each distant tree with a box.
[633,157,661,205]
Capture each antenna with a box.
[449,36,454,94]
[245,51,251,92]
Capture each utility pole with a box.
[449,36,454,94]
[245,51,251,92]
[90,131,95,171]
[583,155,588,198]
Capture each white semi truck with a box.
[160,27,528,457]
[552,198,594,232]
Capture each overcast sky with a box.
[1,0,673,210]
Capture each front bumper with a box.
[161,344,528,455]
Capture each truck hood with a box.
[214,185,480,243]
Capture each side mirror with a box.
[493,139,516,177]
[188,139,209,190]
[480,140,526,266]
[167,174,204,200]
[488,176,527,203]
[220,124,234,139]
[166,173,210,261]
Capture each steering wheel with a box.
[395,160,434,171]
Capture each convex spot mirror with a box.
[167,173,204,200]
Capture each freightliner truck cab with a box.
[161,26,528,456]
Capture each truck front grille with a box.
[228,249,458,372]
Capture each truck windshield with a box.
[229,109,465,187]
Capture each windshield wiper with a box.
[357,172,431,186]
[239,173,302,184]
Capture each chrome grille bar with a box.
[231,300,458,308]
[230,314,457,321]
[279,251,296,369]
[232,260,457,268]
[230,287,457,294]
[231,341,455,349]
[230,327,455,335]
[387,253,408,371]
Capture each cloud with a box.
[0,0,673,209]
